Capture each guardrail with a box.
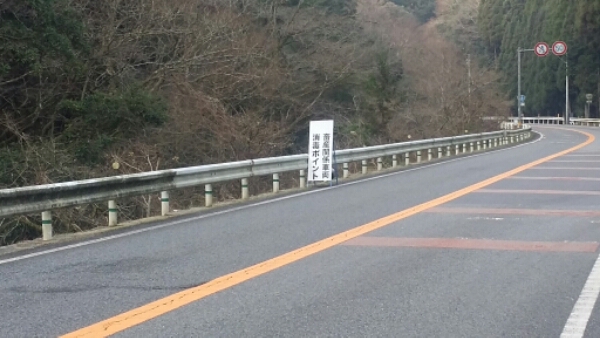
[0,127,532,240]
[509,117,600,126]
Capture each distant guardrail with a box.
[0,127,532,240]
[509,117,600,126]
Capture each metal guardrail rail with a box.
[509,117,600,126]
[0,127,532,240]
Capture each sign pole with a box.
[566,57,569,124]
[551,41,568,124]
[518,47,523,126]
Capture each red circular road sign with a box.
[552,41,568,56]
[534,42,549,57]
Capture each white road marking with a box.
[561,255,600,338]
[0,132,545,266]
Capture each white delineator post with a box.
[299,170,306,188]
[161,191,169,216]
[273,174,280,193]
[108,200,117,226]
[205,184,213,207]
[42,211,52,240]
[241,178,249,199]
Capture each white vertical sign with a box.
[308,120,334,182]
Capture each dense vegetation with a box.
[479,0,600,117]
[0,0,505,245]
[390,0,437,23]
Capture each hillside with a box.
[478,0,600,117]
[0,0,506,245]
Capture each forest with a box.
[0,0,508,244]
[478,0,600,117]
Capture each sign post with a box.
[518,41,569,125]
[552,41,569,124]
[308,120,334,185]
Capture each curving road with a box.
[2,126,600,337]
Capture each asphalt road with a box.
[2,126,600,337]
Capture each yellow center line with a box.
[61,129,595,338]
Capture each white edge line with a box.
[560,254,600,338]
[0,131,546,266]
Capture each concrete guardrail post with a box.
[362,160,368,174]
[392,155,398,167]
[205,184,213,207]
[446,146,451,157]
[470,142,474,152]
[455,144,459,154]
[42,211,52,240]
[343,163,349,178]
[428,149,432,161]
[161,191,169,216]
[273,173,280,193]
[108,200,117,226]
[241,178,249,199]
[377,157,383,171]
[417,151,422,163]
[438,147,443,158]
[299,170,306,188]
[477,141,481,151]
[404,153,410,166]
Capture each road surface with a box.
[2,126,600,337]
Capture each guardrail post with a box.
[404,153,410,166]
[417,151,422,163]
[392,155,398,167]
[343,163,349,178]
[455,144,459,155]
[446,146,451,157]
[299,170,306,188]
[377,157,383,171]
[428,149,432,161]
[205,184,213,207]
[273,173,280,193]
[470,142,474,152]
[108,200,117,226]
[462,143,467,153]
[42,211,52,240]
[241,178,249,199]
[438,147,443,158]
[477,141,481,151]
[161,191,169,216]
[362,160,368,174]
